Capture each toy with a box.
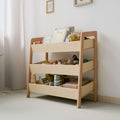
[72,55,79,65]
[83,59,88,63]
[38,41,42,44]
[39,76,43,83]
[57,59,62,64]
[67,59,73,64]
[67,32,80,41]
[33,42,35,45]
[61,57,67,64]
[54,75,63,86]
[32,73,36,83]
[53,62,56,65]
[63,76,69,83]
[49,81,54,86]
[49,60,57,64]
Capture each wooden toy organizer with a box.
[27,31,97,108]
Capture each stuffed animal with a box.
[67,32,80,41]
[72,55,79,65]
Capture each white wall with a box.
[24,0,120,98]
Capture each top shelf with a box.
[31,38,94,53]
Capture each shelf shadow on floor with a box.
[35,95,77,106]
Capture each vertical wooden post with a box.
[94,32,98,102]
[77,32,84,108]
[45,52,48,78]
[27,40,33,98]
[46,52,48,63]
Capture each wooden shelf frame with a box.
[26,31,98,108]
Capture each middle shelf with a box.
[30,60,94,76]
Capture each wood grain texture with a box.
[26,40,33,97]
[46,0,54,14]
[82,81,94,98]
[94,31,98,102]
[29,83,78,100]
[82,31,97,37]
[77,32,84,108]
[29,81,94,100]
[30,61,94,76]
[31,39,94,53]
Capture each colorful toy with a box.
[38,41,42,44]
[67,32,80,41]
[83,59,88,63]
[54,75,63,86]
[39,76,43,83]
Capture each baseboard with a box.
[85,94,120,104]
[98,95,120,104]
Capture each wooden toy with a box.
[61,57,67,64]
[32,73,36,83]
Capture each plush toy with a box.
[67,32,80,41]
[67,59,73,64]
[61,57,67,64]
[72,55,79,65]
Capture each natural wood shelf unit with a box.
[27,31,98,108]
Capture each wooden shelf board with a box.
[31,39,94,53]
[30,61,94,76]
[29,81,94,100]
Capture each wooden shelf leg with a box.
[27,70,31,98]
[77,75,82,108]
[77,32,84,108]
[27,84,30,98]
[94,32,98,102]
[46,52,48,63]
[26,40,33,98]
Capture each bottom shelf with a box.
[29,81,94,100]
